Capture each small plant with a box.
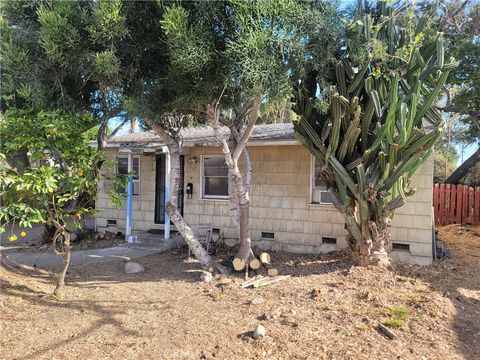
[383,318,405,329]
[383,306,409,329]
[388,306,409,320]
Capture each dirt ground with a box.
[1,225,479,360]
[1,228,125,253]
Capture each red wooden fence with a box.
[433,184,480,226]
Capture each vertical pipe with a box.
[164,150,171,240]
[126,153,133,242]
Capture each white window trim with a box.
[310,155,334,206]
[115,155,141,197]
[200,155,229,200]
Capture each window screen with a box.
[312,158,334,204]
[116,156,140,196]
[202,156,228,198]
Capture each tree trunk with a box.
[350,218,390,266]
[143,118,218,272]
[54,232,71,297]
[207,96,260,271]
[445,147,480,184]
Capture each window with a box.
[116,155,140,196]
[311,157,334,204]
[201,156,228,198]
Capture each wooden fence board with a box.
[449,185,456,224]
[475,187,480,226]
[462,186,469,226]
[439,184,445,226]
[433,184,480,226]
[456,186,463,224]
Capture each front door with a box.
[154,154,184,224]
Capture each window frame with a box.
[200,155,229,200]
[115,155,141,197]
[310,156,334,206]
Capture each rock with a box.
[123,261,145,274]
[443,290,450,298]
[250,297,264,305]
[253,324,266,340]
[310,288,322,299]
[435,239,453,259]
[378,323,396,340]
[265,306,282,320]
[200,272,213,283]
[456,295,467,304]
[218,275,232,285]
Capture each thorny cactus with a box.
[293,1,456,265]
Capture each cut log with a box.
[233,257,246,271]
[249,258,261,270]
[267,268,279,277]
[259,252,271,264]
[263,262,278,277]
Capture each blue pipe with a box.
[126,174,133,238]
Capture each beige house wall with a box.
[95,148,157,233]
[95,145,434,265]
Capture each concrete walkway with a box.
[1,245,165,268]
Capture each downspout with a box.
[164,148,171,240]
[126,153,133,242]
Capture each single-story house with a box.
[95,123,435,265]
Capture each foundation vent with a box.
[392,243,410,252]
[261,232,275,239]
[322,237,337,245]
[107,219,117,226]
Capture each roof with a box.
[105,122,297,149]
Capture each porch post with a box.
[164,149,171,240]
[126,153,133,241]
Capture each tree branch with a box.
[232,93,260,161]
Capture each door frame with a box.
[154,153,184,225]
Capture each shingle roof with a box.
[107,122,296,149]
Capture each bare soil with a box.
[2,230,125,253]
[1,225,479,360]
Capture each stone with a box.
[200,272,213,283]
[456,295,467,304]
[378,323,396,340]
[250,297,264,305]
[253,324,266,340]
[123,261,145,274]
[265,306,282,320]
[218,275,232,285]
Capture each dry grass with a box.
[1,225,479,360]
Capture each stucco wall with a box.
[95,145,434,265]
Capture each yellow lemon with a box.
[20,231,27,237]
[78,170,84,177]
[75,212,81,218]
[8,234,17,242]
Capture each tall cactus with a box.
[293,1,456,265]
